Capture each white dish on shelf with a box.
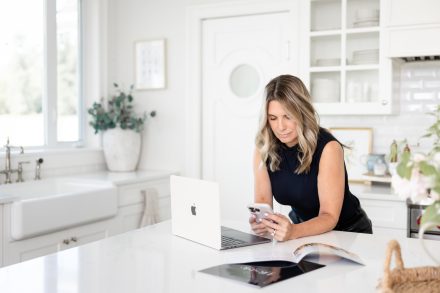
[355,9,379,20]
[311,78,340,103]
[315,58,340,67]
[353,20,379,28]
[350,59,378,65]
[351,49,379,64]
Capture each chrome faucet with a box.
[0,138,24,184]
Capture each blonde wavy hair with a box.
[255,75,320,174]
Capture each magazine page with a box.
[200,260,325,288]
[292,242,365,265]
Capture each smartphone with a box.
[247,203,274,223]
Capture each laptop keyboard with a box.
[221,235,247,248]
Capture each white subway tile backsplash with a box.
[401,80,423,89]
[412,92,435,101]
[322,61,440,155]
[423,80,440,88]
[413,69,437,78]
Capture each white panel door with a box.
[202,12,298,222]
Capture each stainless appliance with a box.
[407,202,440,240]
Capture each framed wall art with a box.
[134,39,166,90]
[329,127,373,182]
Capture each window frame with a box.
[42,0,84,149]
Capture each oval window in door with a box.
[229,64,260,98]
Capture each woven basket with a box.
[378,240,440,293]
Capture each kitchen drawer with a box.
[118,179,170,207]
[360,198,407,230]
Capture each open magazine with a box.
[200,260,325,288]
[292,242,365,265]
[199,242,364,287]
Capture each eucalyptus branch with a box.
[88,83,156,134]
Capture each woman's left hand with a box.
[261,213,294,241]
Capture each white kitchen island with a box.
[0,220,438,293]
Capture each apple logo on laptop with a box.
[191,203,197,216]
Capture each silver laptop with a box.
[170,175,271,250]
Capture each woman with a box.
[250,74,372,241]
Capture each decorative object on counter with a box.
[388,140,399,176]
[134,39,166,90]
[392,105,440,264]
[88,83,157,172]
[329,127,372,182]
[361,153,391,185]
[361,153,386,174]
[373,157,388,176]
[403,143,411,154]
[378,240,440,292]
[34,158,43,180]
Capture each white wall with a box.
[105,0,439,174]
[103,0,253,174]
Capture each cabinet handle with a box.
[63,239,70,245]
[381,100,388,105]
[71,237,78,242]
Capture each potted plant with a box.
[88,83,156,171]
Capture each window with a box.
[0,0,82,147]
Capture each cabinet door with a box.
[301,0,398,115]
[113,203,145,234]
[359,198,407,230]
[384,0,440,27]
[59,220,110,251]
[112,178,171,235]
[3,232,61,266]
[3,219,111,267]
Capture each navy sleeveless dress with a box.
[268,128,372,233]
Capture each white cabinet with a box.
[110,178,171,235]
[300,0,399,115]
[383,0,440,27]
[383,0,440,57]
[0,172,172,267]
[359,196,407,237]
[2,204,111,266]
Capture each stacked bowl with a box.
[353,9,379,28]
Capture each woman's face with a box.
[267,100,298,147]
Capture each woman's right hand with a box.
[249,214,269,237]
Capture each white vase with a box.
[102,128,142,172]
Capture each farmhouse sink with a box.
[0,178,117,240]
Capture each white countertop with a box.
[0,220,438,293]
[0,169,176,204]
[71,169,176,186]
[350,183,405,202]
